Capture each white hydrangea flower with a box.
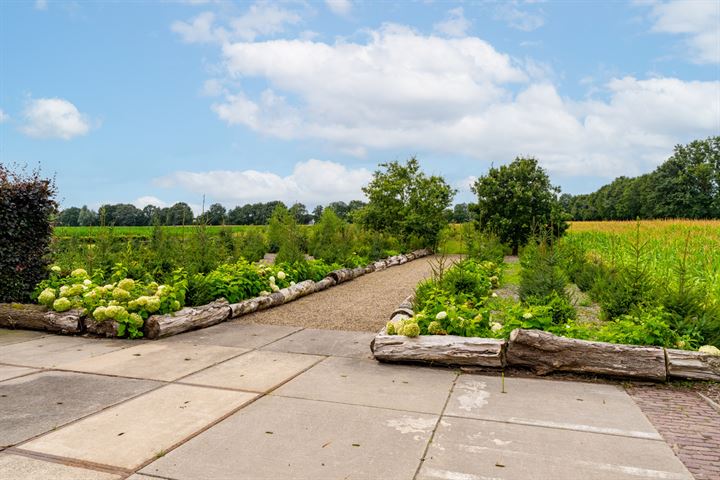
[699,345,720,356]
[271,284,280,292]
[436,311,448,320]
[269,276,276,284]
[491,292,498,298]
[490,322,503,332]
[259,291,270,296]
[83,279,92,286]
[50,265,61,273]
[523,312,533,319]
[277,271,286,280]
[290,281,296,286]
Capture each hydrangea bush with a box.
[35,267,186,338]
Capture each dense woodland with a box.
[56,137,719,226]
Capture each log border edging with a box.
[371,297,720,382]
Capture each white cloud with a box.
[20,98,92,140]
[172,3,301,44]
[34,0,47,11]
[494,3,545,32]
[325,0,352,16]
[134,196,168,208]
[434,7,471,38]
[199,24,718,179]
[0,109,8,123]
[156,159,372,205]
[645,0,720,64]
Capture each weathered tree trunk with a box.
[506,329,667,381]
[364,264,376,275]
[83,318,119,337]
[372,329,506,367]
[144,300,231,339]
[277,280,316,302]
[411,249,431,258]
[405,252,417,261]
[313,277,337,293]
[373,260,387,271]
[0,303,82,334]
[329,268,354,284]
[351,266,366,278]
[230,295,275,318]
[666,349,720,381]
[398,255,408,264]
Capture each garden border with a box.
[370,297,720,382]
[0,249,433,340]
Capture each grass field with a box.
[54,225,269,238]
[565,220,720,304]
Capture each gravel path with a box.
[233,255,459,332]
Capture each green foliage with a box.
[564,137,720,220]
[309,208,351,263]
[358,157,455,249]
[0,165,58,302]
[519,237,568,302]
[471,157,568,255]
[238,230,268,262]
[268,204,306,263]
[461,223,507,264]
[35,267,186,338]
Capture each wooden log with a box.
[351,266,366,278]
[373,260,387,271]
[412,249,431,258]
[666,349,720,381]
[277,280,316,303]
[386,256,401,267]
[314,277,337,293]
[364,264,376,274]
[0,303,82,334]
[145,300,231,339]
[405,252,416,261]
[329,268,354,284]
[372,329,506,368]
[398,255,408,264]
[390,295,415,319]
[83,318,119,338]
[506,329,666,381]
[230,295,275,318]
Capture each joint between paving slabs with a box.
[411,371,460,480]
[6,447,132,477]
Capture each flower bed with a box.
[0,250,432,339]
[371,258,720,381]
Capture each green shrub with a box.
[519,239,568,302]
[238,230,268,262]
[462,223,506,264]
[309,208,351,263]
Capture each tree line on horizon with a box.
[56,136,719,228]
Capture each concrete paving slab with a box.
[445,374,661,439]
[262,328,375,358]
[274,356,456,414]
[162,322,301,349]
[0,336,131,368]
[182,350,323,392]
[0,329,47,346]
[0,371,158,447]
[21,384,257,470]
[0,365,37,382]
[0,453,121,480]
[57,342,248,381]
[417,416,692,480]
[142,395,436,480]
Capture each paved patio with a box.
[0,324,694,480]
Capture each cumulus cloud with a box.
[325,0,351,16]
[204,24,719,178]
[0,109,8,123]
[34,0,47,11]
[644,0,720,64]
[156,159,372,205]
[434,7,471,37]
[20,98,92,140]
[134,196,169,208]
[172,3,301,44]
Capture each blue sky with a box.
[1,0,719,212]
